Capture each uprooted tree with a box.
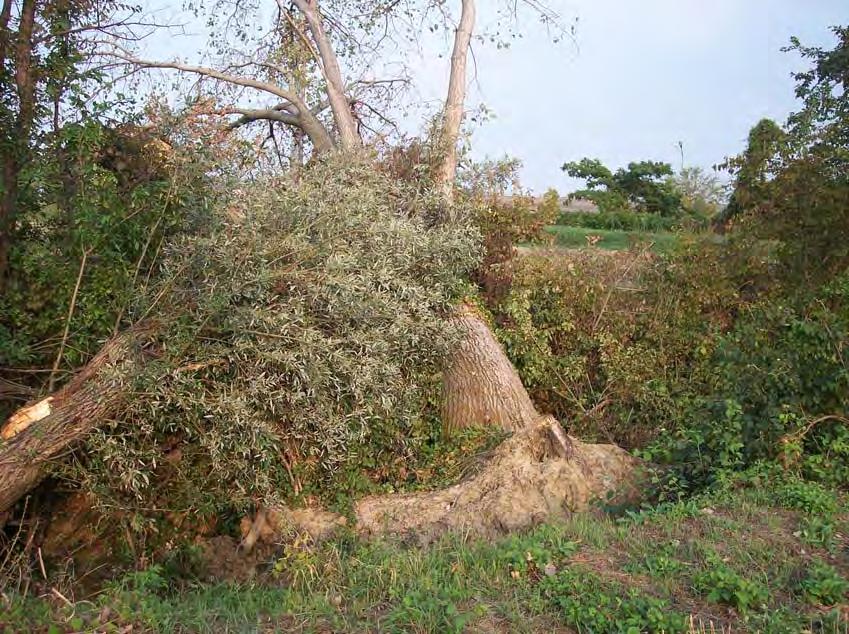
[0,0,639,541]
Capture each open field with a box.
[545,225,684,253]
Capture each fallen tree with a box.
[1,306,640,543]
[0,0,639,543]
[0,323,156,516]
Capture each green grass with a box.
[545,224,683,253]
[3,476,848,633]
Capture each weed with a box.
[776,480,839,516]
[540,567,688,632]
[693,558,769,614]
[800,561,849,606]
[625,552,687,578]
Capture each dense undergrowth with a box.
[488,234,849,497]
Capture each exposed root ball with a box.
[261,417,640,546]
[355,416,640,543]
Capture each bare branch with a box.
[106,50,335,153]
[108,51,304,105]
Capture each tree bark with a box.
[435,0,475,204]
[0,323,155,515]
[442,304,538,434]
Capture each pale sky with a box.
[141,1,847,194]
[444,1,848,192]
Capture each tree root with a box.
[259,416,641,546]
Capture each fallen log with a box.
[0,323,156,515]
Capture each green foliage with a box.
[643,280,849,491]
[720,29,849,283]
[540,567,688,632]
[503,217,849,493]
[624,552,686,578]
[491,238,745,448]
[800,561,849,606]
[0,101,230,422]
[693,558,769,614]
[562,157,683,216]
[73,154,480,517]
[775,479,838,516]
[798,516,837,550]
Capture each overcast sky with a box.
[144,1,846,194]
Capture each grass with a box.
[3,474,848,633]
[544,224,684,253]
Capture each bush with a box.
[462,160,558,302]
[0,108,232,421]
[644,280,849,491]
[489,238,747,448]
[69,154,480,519]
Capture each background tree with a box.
[0,0,236,421]
[0,0,159,286]
[715,118,786,230]
[562,158,683,216]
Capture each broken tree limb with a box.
[0,322,156,514]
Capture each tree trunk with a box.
[0,0,36,289]
[442,304,538,434]
[0,323,155,515]
[434,0,541,438]
[435,0,475,204]
[292,0,361,150]
[0,155,18,290]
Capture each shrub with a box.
[462,159,558,302]
[0,108,231,421]
[69,154,480,519]
[490,238,746,448]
